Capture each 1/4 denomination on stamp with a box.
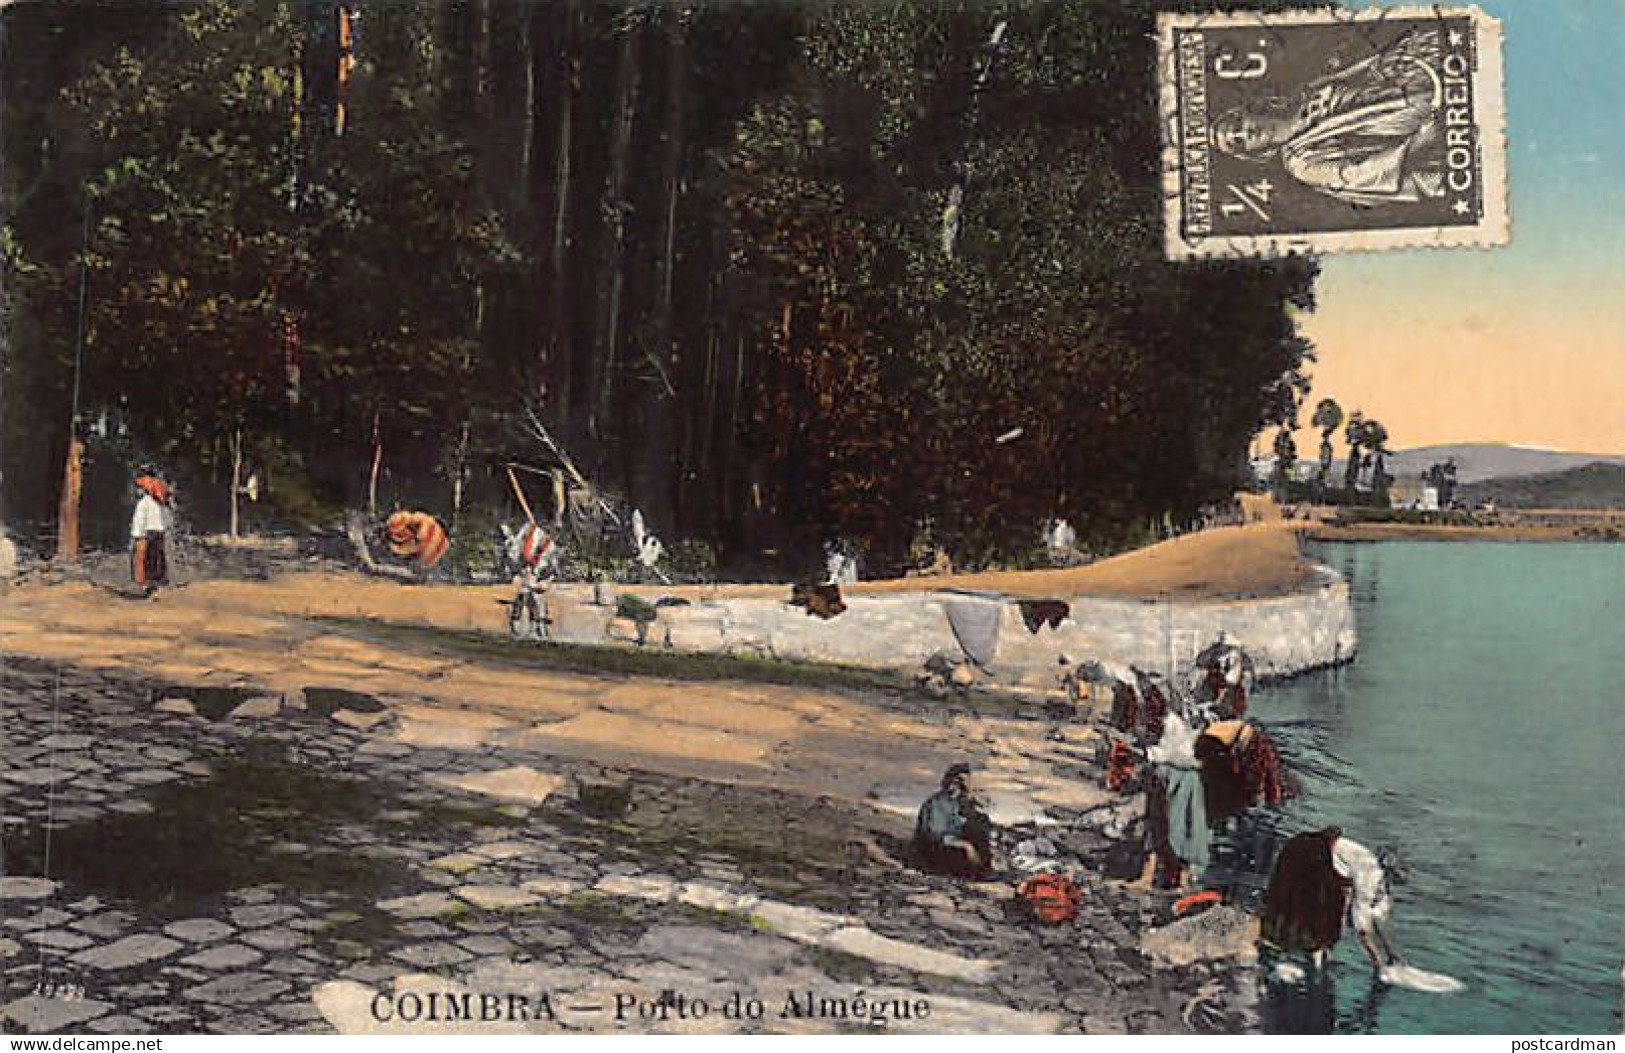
[1158,6,1507,260]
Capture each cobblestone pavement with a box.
[1,652,1251,1035]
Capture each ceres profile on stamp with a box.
[1158,6,1507,260]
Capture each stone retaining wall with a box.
[541,565,1356,687]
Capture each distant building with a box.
[1250,456,1277,489]
[1249,456,1314,489]
[1389,477,1439,511]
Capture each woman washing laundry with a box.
[1191,638,1252,720]
[1140,706,1209,890]
[1260,827,1461,992]
[1194,719,1292,826]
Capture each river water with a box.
[1242,541,1625,1034]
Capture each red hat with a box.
[134,474,169,504]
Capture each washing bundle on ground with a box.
[384,511,449,570]
[1017,873,1084,924]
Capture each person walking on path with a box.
[130,468,171,590]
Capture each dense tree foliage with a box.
[3,0,1318,574]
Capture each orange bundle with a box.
[135,474,170,504]
[384,511,449,569]
[1017,873,1084,925]
[1173,889,1223,918]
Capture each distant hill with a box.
[1381,443,1625,484]
[1458,462,1625,510]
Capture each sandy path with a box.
[0,580,1111,828]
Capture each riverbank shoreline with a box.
[1301,522,1625,543]
[1292,504,1625,544]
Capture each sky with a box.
[1289,0,1625,456]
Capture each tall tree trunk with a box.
[0,13,9,531]
[588,17,642,444]
[442,0,484,129]
[686,273,720,530]
[452,285,482,532]
[229,428,242,539]
[55,435,82,562]
[57,186,95,562]
[367,410,382,516]
[451,420,471,531]
[544,0,578,427]
[518,4,537,201]
[728,329,745,544]
[636,9,686,529]
[941,19,1009,260]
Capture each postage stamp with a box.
[1158,6,1508,260]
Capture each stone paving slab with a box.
[676,881,760,914]
[181,944,265,970]
[0,877,59,900]
[182,973,293,1006]
[243,929,312,953]
[123,768,183,786]
[468,840,537,862]
[1,994,114,1032]
[822,925,998,984]
[520,877,579,898]
[4,907,73,932]
[454,885,541,911]
[229,905,304,929]
[3,768,68,786]
[432,765,565,806]
[72,934,184,971]
[88,1014,149,1033]
[749,899,852,944]
[377,893,461,919]
[390,942,473,969]
[24,929,95,952]
[426,852,488,874]
[163,918,236,944]
[72,911,137,939]
[35,734,95,750]
[455,934,516,957]
[593,874,679,903]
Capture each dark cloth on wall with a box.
[1018,599,1070,633]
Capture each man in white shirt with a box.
[130,470,170,589]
